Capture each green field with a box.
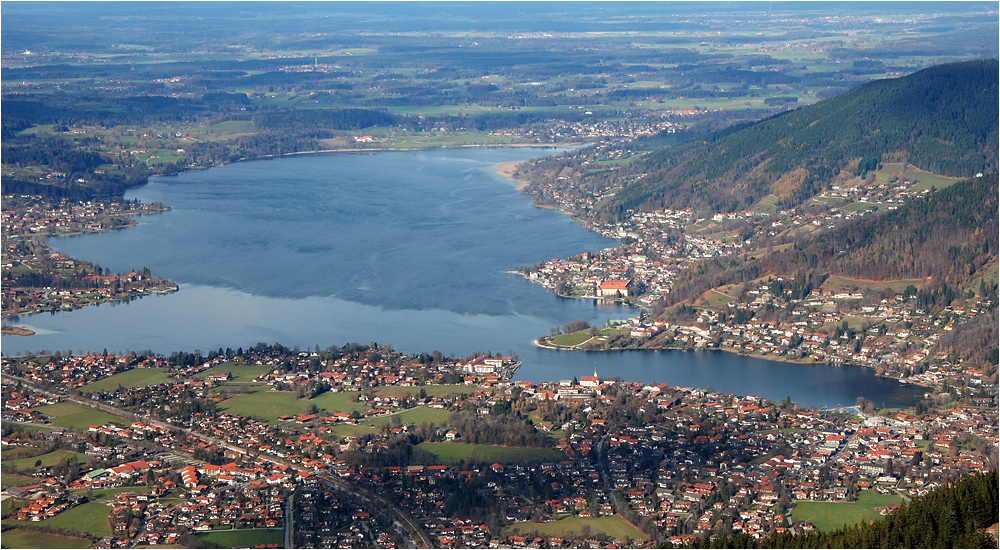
[841,201,880,212]
[219,389,367,424]
[3,500,112,538]
[195,528,284,548]
[966,259,999,293]
[871,163,962,191]
[791,491,905,532]
[33,402,129,430]
[550,330,593,348]
[375,406,453,428]
[195,362,272,382]
[328,423,379,438]
[508,514,646,541]
[0,529,94,549]
[74,486,152,502]
[822,275,925,294]
[4,450,88,471]
[386,131,534,149]
[700,287,738,309]
[310,391,367,414]
[418,442,563,465]
[2,422,54,433]
[218,391,316,424]
[1,447,40,461]
[80,368,172,392]
[329,406,453,438]
[1,473,38,489]
[2,264,38,277]
[188,119,256,138]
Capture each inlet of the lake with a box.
[1,148,925,408]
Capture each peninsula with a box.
[508,62,997,403]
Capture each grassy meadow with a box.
[0,529,94,549]
[81,368,171,391]
[791,491,905,532]
[4,450,88,471]
[508,514,646,541]
[195,362,272,382]
[194,528,284,548]
[33,402,129,430]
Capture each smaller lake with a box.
[2,148,926,408]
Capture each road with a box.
[594,431,615,512]
[285,490,294,549]
[8,375,431,548]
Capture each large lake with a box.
[2,148,924,408]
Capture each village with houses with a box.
[1,194,177,324]
[514,161,996,409]
[2,339,996,548]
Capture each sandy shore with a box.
[494,161,531,191]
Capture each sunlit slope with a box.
[598,59,998,218]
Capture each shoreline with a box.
[1,325,35,336]
[531,334,930,387]
[238,141,584,166]
[496,159,916,389]
[494,160,531,192]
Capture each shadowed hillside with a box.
[599,60,998,219]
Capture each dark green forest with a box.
[682,470,998,548]
[598,60,999,218]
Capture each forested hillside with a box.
[599,60,998,219]
[685,470,998,548]
[663,173,998,311]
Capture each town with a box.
[514,158,997,408]
[2,342,996,548]
[1,195,177,324]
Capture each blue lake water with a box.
[1,148,925,408]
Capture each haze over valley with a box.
[1,3,997,549]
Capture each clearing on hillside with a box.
[791,490,904,532]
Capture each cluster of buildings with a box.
[1,195,176,317]
[517,207,770,307]
[2,329,995,549]
[1,195,167,236]
[513,160,994,412]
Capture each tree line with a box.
[680,470,998,548]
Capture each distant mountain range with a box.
[598,59,998,219]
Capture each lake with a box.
[2,148,924,408]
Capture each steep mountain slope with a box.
[664,173,998,307]
[657,171,998,364]
[598,60,998,219]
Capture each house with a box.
[580,371,600,388]
[597,279,632,298]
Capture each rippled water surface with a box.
[2,149,924,407]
